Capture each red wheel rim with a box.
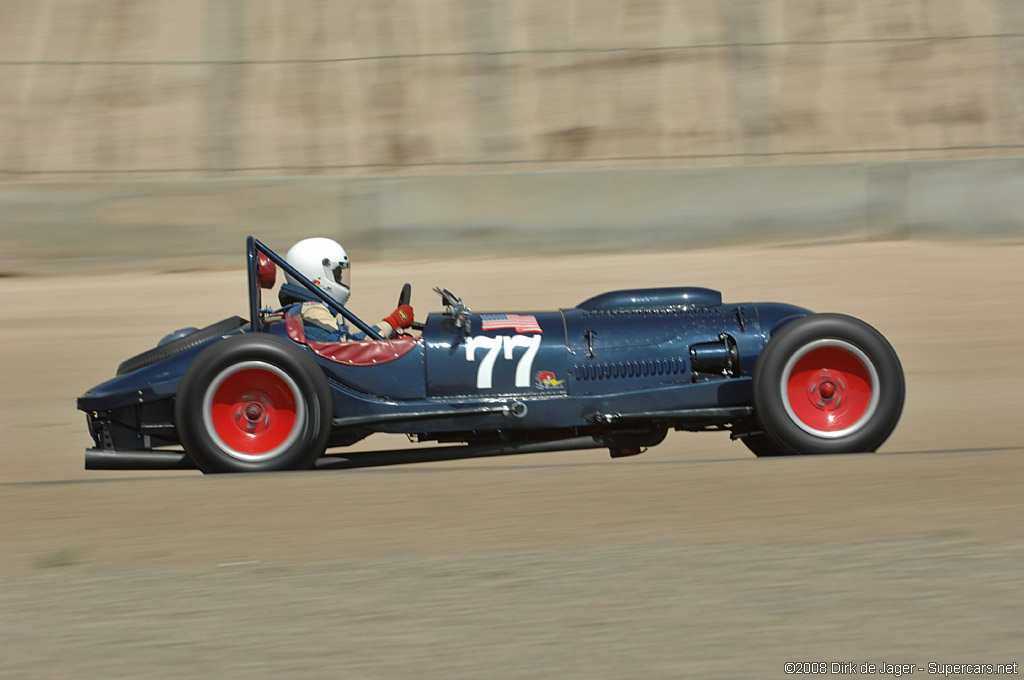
[781,340,879,438]
[202,362,305,461]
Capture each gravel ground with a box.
[2,241,1022,678]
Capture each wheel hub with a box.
[243,401,265,422]
[236,401,271,433]
[818,380,837,400]
[808,372,845,409]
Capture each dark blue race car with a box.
[78,238,904,473]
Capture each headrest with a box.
[257,252,277,289]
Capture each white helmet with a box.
[284,237,351,306]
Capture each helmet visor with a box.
[331,261,351,289]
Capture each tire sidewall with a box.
[175,334,331,472]
[752,314,904,455]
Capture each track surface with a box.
[2,241,1022,678]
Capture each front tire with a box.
[750,314,904,456]
[175,334,332,473]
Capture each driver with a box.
[278,237,414,342]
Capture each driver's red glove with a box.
[383,305,414,330]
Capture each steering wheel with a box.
[397,283,426,332]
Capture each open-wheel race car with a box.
[78,237,904,473]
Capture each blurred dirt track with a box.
[2,242,1022,678]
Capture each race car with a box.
[78,237,904,473]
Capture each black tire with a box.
[117,316,248,376]
[750,313,904,456]
[175,334,332,473]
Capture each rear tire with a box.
[750,314,904,456]
[175,334,332,473]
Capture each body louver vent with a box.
[574,358,685,381]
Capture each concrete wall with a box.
[2,1,1022,273]
[3,158,1021,275]
[2,0,1023,179]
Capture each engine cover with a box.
[577,287,722,311]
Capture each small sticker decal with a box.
[534,371,565,389]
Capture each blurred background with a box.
[3,4,1024,677]
[2,0,1022,273]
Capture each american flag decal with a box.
[479,313,543,334]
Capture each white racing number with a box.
[464,334,542,389]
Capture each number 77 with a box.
[465,334,542,389]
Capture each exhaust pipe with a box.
[85,448,196,470]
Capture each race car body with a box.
[78,238,904,472]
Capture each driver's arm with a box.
[346,304,412,340]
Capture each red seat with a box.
[285,314,418,366]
